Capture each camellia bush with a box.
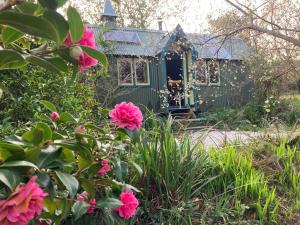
[0,0,142,224]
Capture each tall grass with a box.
[128,115,299,225]
[131,116,218,224]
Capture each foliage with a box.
[0,65,97,127]
[0,101,139,224]
[0,0,107,73]
[128,115,217,224]
[125,117,300,225]
[198,95,300,130]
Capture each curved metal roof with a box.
[89,25,251,60]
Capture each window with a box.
[135,59,149,85]
[117,57,150,86]
[208,60,220,85]
[117,58,133,85]
[196,60,207,84]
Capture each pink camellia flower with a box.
[64,25,98,73]
[109,102,143,130]
[101,159,109,166]
[115,190,139,219]
[0,176,48,225]
[76,192,96,214]
[50,112,59,122]
[98,164,110,176]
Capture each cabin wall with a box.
[96,56,162,111]
[194,60,254,112]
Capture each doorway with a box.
[165,52,184,107]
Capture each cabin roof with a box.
[88,25,251,60]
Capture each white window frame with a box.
[208,60,221,86]
[195,59,208,86]
[134,58,150,86]
[117,58,134,86]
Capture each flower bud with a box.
[70,46,83,61]
[50,112,59,122]
[75,125,86,133]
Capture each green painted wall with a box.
[96,56,254,112]
[194,60,253,112]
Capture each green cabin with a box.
[91,0,253,113]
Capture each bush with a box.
[0,66,97,125]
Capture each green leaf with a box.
[55,171,79,198]
[79,178,95,198]
[37,146,62,168]
[60,112,77,123]
[81,46,108,70]
[38,0,59,10]
[130,161,143,176]
[0,143,25,153]
[57,0,68,7]
[39,100,57,112]
[2,27,24,44]
[0,11,60,42]
[36,122,52,141]
[0,50,27,70]
[46,57,68,72]
[27,55,67,74]
[97,198,123,209]
[43,10,69,45]
[72,200,90,220]
[0,169,20,191]
[22,128,44,145]
[15,2,40,15]
[37,172,51,188]
[67,7,83,43]
[78,156,91,170]
[0,149,12,162]
[0,160,39,170]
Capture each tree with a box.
[208,0,300,97]
[68,0,160,28]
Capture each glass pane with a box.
[209,61,220,84]
[119,60,132,84]
[196,60,207,84]
[136,60,148,84]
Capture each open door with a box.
[165,52,184,107]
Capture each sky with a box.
[149,0,230,33]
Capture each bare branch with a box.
[0,0,25,11]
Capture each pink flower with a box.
[76,192,96,214]
[98,164,110,176]
[115,190,139,219]
[75,125,86,133]
[101,159,109,166]
[0,176,48,225]
[50,112,59,122]
[109,102,143,130]
[64,25,98,73]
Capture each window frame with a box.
[117,58,134,86]
[134,58,150,86]
[195,59,208,86]
[208,60,221,86]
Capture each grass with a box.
[128,116,300,225]
[198,95,300,131]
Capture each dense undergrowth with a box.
[199,95,300,131]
